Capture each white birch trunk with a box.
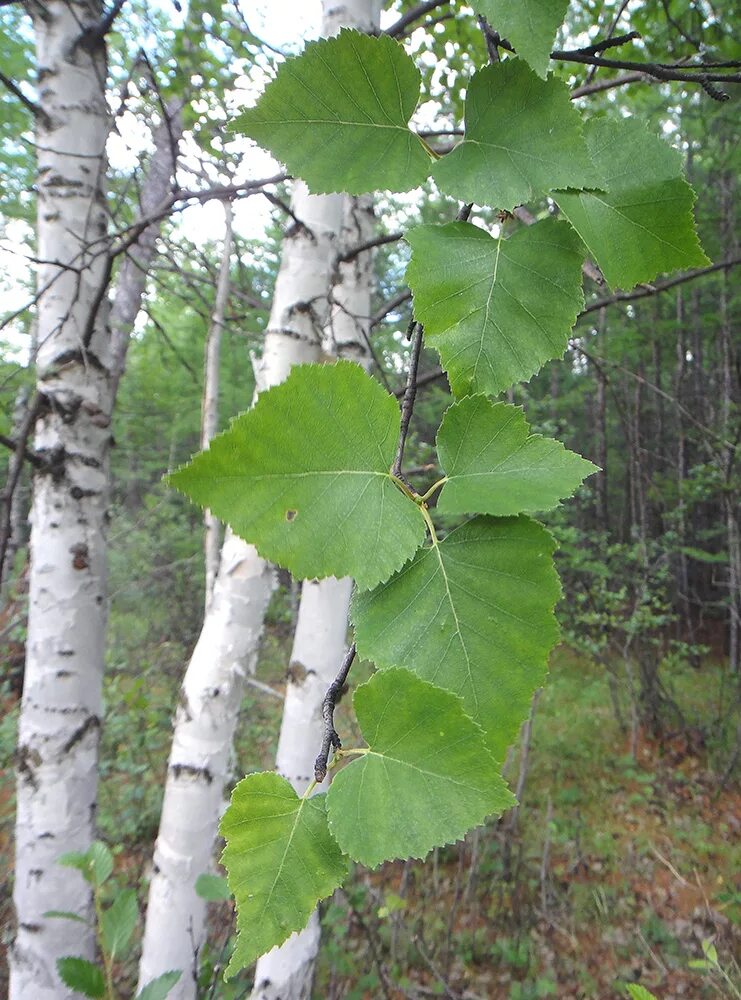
[250,192,379,1000]
[137,182,344,998]
[10,4,111,997]
[202,201,234,609]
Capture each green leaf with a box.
[169,362,425,590]
[406,218,584,397]
[220,772,348,977]
[352,516,560,759]
[555,117,709,290]
[58,841,113,888]
[195,873,231,901]
[437,397,597,516]
[433,60,598,210]
[136,972,182,1000]
[100,888,138,960]
[326,669,514,867]
[626,987,658,1000]
[477,0,569,77]
[56,957,105,998]
[233,29,431,195]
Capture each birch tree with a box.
[10,4,112,995]
[138,5,384,992]
[137,178,344,1000]
[7,8,222,996]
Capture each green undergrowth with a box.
[0,621,738,998]
[311,648,740,1000]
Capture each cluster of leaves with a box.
[49,842,180,999]
[170,3,708,976]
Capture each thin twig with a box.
[393,201,471,478]
[551,47,738,99]
[392,322,424,478]
[581,256,741,315]
[0,392,42,585]
[0,70,52,128]
[571,71,647,97]
[384,0,451,38]
[338,231,403,263]
[575,30,641,56]
[0,433,45,470]
[314,643,356,782]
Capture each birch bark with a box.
[137,181,344,998]
[202,201,234,609]
[10,4,111,997]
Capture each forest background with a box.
[0,1,739,998]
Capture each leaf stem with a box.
[301,779,318,800]
[389,472,419,504]
[418,477,448,503]
[420,504,439,547]
[416,133,442,160]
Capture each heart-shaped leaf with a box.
[326,669,514,867]
[353,516,560,759]
[221,772,348,976]
[555,117,709,290]
[169,362,425,590]
[234,30,432,194]
[433,60,598,210]
[406,218,584,397]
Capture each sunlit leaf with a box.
[169,362,425,590]
[437,396,597,515]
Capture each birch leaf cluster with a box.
[170,18,709,974]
